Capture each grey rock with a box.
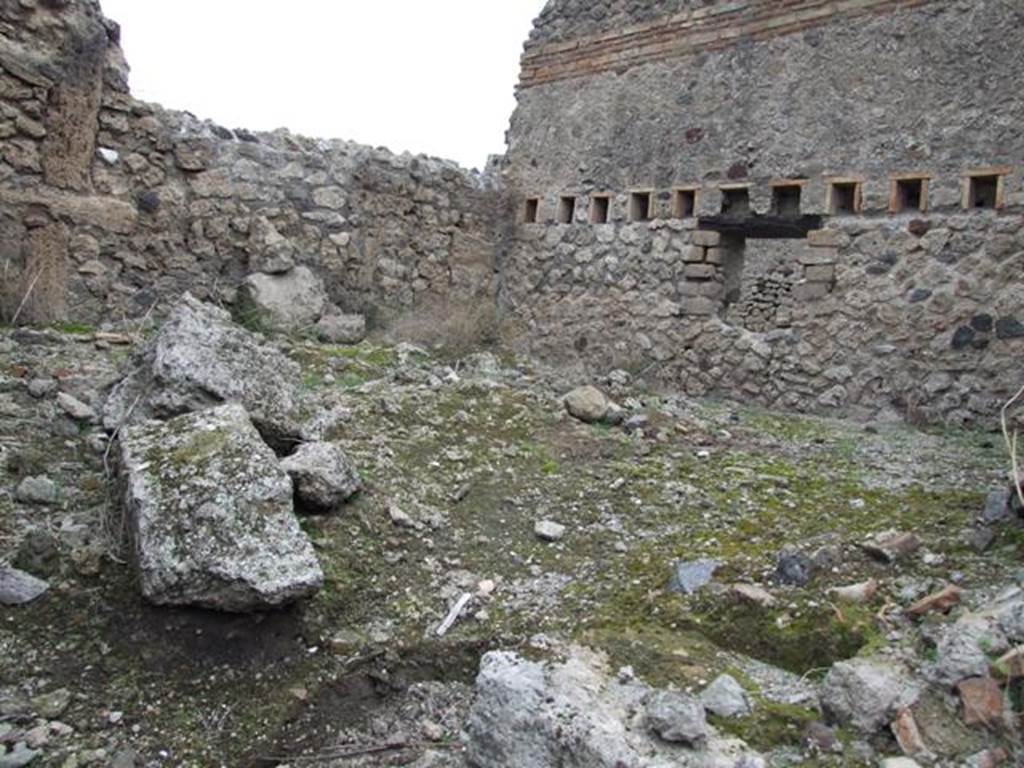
[26,379,56,399]
[31,688,70,718]
[239,266,328,333]
[820,658,921,733]
[564,385,609,423]
[668,559,719,595]
[646,690,708,746]
[103,294,309,449]
[14,476,57,505]
[700,674,752,718]
[0,743,40,768]
[316,312,367,344]
[926,616,1007,687]
[119,403,323,611]
[280,442,361,510]
[56,392,97,422]
[466,645,757,768]
[248,216,296,274]
[13,529,60,578]
[0,567,49,605]
[980,489,1010,524]
[775,549,813,586]
[994,592,1024,642]
[534,520,566,542]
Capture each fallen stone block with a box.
[103,294,309,449]
[238,266,328,333]
[119,403,323,612]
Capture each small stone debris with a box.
[862,531,921,563]
[0,566,49,605]
[774,549,813,586]
[957,677,1004,728]
[31,688,71,719]
[730,582,777,607]
[980,489,1011,524]
[700,674,752,718]
[828,579,878,604]
[906,584,963,617]
[56,392,97,422]
[993,646,1024,680]
[26,378,56,399]
[668,559,719,595]
[645,690,708,747]
[890,707,927,756]
[388,505,417,529]
[802,721,841,754]
[14,476,57,505]
[880,759,923,768]
[534,520,566,542]
[0,742,41,767]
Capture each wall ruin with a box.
[0,0,502,327]
[0,0,1021,426]
[502,0,1024,425]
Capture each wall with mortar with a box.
[0,0,502,327]
[501,0,1024,424]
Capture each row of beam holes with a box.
[524,173,1006,224]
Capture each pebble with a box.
[14,476,58,505]
[535,520,566,542]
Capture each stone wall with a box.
[501,0,1024,424]
[503,212,1024,424]
[0,0,501,327]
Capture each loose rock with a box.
[563,385,609,424]
[280,441,361,510]
[119,403,323,611]
[700,674,752,718]
[0,566,49,605]
[14,476,57,505]
[820,658,921,733]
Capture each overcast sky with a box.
[100,1,543,169]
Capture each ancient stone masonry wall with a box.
[503,212,1024,424]
[502,0,1024,424]
[0,0,501,326]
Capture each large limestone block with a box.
[103,294,307,448]
[120,404,323,611]
[239,266,328,333]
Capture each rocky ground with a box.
[0,310,1022,767]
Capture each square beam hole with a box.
[524,198,539,224]
[967,175,1001,209]
[892,178,927,213]
[630,191,652,222]
[828,182,861,215]
[673,189,696,218]
[721,187,750,217]
[772,185,802,217]
[557,195,576,224]
[590,195,611,224]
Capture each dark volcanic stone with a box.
[951,326,975,350]
[775,550,813,586]
[996,317,1024,339]
[970,314,994,333]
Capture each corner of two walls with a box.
[0,1,504,332]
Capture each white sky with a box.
[100,1,543,170]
